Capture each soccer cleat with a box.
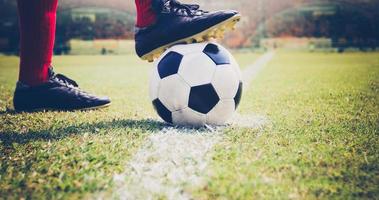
[135,0,241,62]
[13,67,111,111]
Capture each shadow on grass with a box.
[0,119,167,146]
[0,110,17,115]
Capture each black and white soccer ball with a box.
[149,42,243,127]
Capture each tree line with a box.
[0,0,378,53]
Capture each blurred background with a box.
[0,0,378,55]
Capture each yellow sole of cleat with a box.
[141,14,241,62]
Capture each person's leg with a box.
[14,0,111,111]
[17,0,58,86]
[135,0,157,28]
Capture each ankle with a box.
[18,64,49,86]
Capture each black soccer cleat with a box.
[135,0,241,62]
[13,67,111,112]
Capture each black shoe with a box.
[13,67,111,112]
[135,0,241,62]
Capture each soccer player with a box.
[13,0,240,111]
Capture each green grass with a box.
[0,52,378,199]
[196,51,379,199]
[0,55,163,199]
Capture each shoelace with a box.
[48,68,79,88]
[54,74,79,88]
[166,0,208,16]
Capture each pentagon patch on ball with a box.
[189,84,220,114]
[149,42,243,127]
[157,51,183,79]
[203,43,231,65]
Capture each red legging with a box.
[17,0,156,86]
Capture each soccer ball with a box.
[149,42,243,127]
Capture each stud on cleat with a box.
[194,36,202,42]
[216,31,223,39]
[209,30,216,37]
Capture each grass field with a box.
[0,51,378,199]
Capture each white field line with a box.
[112,51,275,200]
[242,51,276,88]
